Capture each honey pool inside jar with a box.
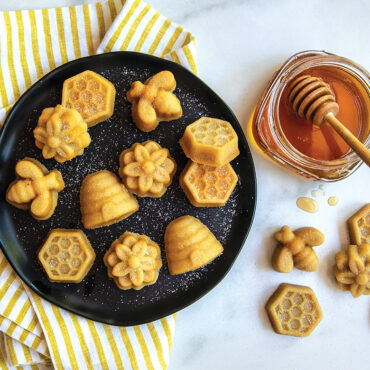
[279,66,368,161]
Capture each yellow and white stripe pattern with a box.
[0,0,196,128]
[0,0,195,368]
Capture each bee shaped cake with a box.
[80,170,138,229]
[272,226,325,273]
[119,140,176,197]
[33,105,91,163]
[126,70,182,132]
[164,215,223,274]
[6,158,65,220]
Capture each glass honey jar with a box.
[249,50,370,181]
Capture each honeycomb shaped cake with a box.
[180,160,237,207]
[6,158,65,220]
[265,283,323,337]
[119,140,176,197]
[165,215,223,275]
[80,170,139,229]
[34,105,91,163]
[347,204,370,245]
[179,117,240,167]
[104,232,162,290]
[62,70,116,127]
[334,244,370,298]
[38,229,95,283]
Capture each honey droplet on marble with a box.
[319,184,324,190]
[311,190,318,197]
[296,197,319,213]
[328,196,338,206]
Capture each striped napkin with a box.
[0,0,197,368]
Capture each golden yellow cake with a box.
[164,215,223,274]
[179,160,237,207]
[265,283,323,337]
[118,140,176,197]
[179,117,240,167]
[334,244,370,298]
[104,232,162,290]
[80,170,138,229]
[272,226,325,273]
[347,204,370,245]
[62,70,116,127]
[33,105,91,163]
[126,70,182,132]
[6,158,65,220]
[38,229,95,283]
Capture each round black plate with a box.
[0,52,256,326]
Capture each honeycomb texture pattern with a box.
[6,158,64,220]
[80,170,139,229]
[347,204,370,245]
[38,229,95,283]
[179,117,239,167]
[62,70,116,127]
[104,232,162,290]
[334,244,370,298]
[180,160,237,207]
[165,215,223,275]
[34,105,91,163]
[266,283,323,337]
[119,140,176,197]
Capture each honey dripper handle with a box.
[325,113,370,167]
[288,75,370,168]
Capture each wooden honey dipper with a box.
[288,75,370,167]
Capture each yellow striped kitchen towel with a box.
[0,0,196,368]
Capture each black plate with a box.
[0,52,256,326]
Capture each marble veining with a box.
[0,1,369,369]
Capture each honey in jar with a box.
[250,50,370,181]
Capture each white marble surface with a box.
[1,0,369,369]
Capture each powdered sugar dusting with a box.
[1,55,255,323]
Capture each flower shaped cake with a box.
[334,244,370,298]
[104,232,162,290]
[34,105,91,163]
[119,140,176,197]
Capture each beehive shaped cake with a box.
[265,283,323,337]
[347,204,370,245]
[179,117,240,167]
[34,105,91,162]
[119,140,176,197]
[104,232,162,290]
[38,229,95,283]
[164,215,223,274]
[180,160,237,207]
[62,70,116,127]
[80,170,138,229]
[126,70,182,132]
[6,158,64,220]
